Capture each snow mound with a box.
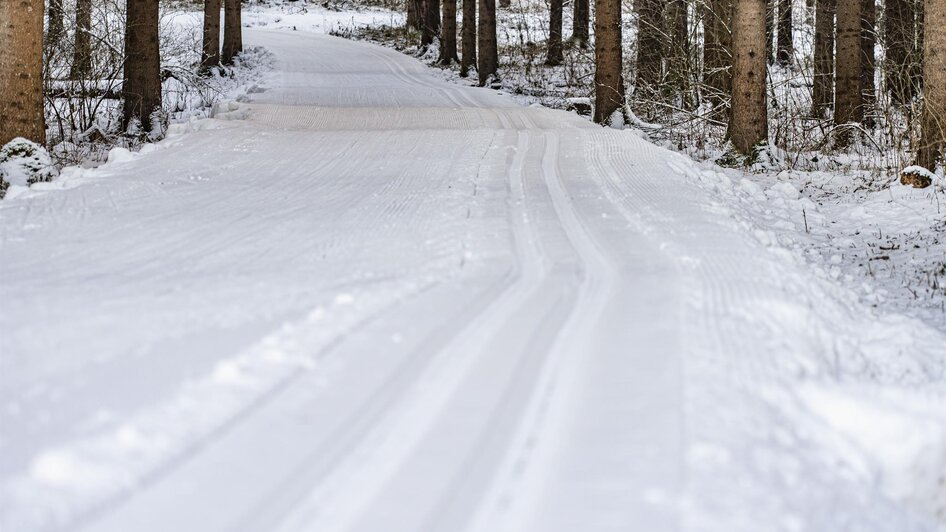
[0,138,57,198]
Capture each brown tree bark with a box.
[441,0,460,64]
[70,0,92,79]
[546,0,564,65]
[916,0,945,169]
[422,0,441,47]
[122,0,161,134]
[0,0,45,146]
[860,0,875,127]
[477,0,498,85]
[776,0,793,64]
[593,0,625,124]
[635,0,662,98]
[408,0,422,30]
[222,0,243,65]
[666,0,690,97]
[572,0,590,46]
[202,0,222,72]
[884,0,916,105]
[812,0,835,116]
[703,0,734,109]
[729,0,768,154]
[834,0,862,144]
[460,0,477,76]
[46,0,65,45]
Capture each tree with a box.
[71,0,93,79]
[546,0,565,65]
[916,0,944,170]
[703,0,734,111]
[776,0,793,64]
[202,0,222,72]
[766,0,775,62]
[441,0,460,64]
[122,0,161,134]
[593,0,625,124]
[834,0,862,145]
[884,0,917,105]
[860,0,875,127]
[46,0,65,45]
[477,0,498,85]
[460,0,477,76]
[635,0,662,99]
[422,0,441,47]
[222,0,243,65]
[812,0,835,116]
[0,0,45,146]
[408,0,423,30]
[728,0,768,154]
[572,0,590,46]
[667,0,690,99]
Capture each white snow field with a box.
[1,28,945,532]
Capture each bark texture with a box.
[666,0,690,95]
[860,0,875,127]
[572,0,590,45]
[0,0,45,146]
[122,0,161,133]
[202,0,222,71]
[776,0,793,64]
[917,0,945,169]
[593,0,625,124]
[440,0,459,63]
[71,0,92,79]
[766,0,775,62]
[546,0,564,65]
[477,0,498,85]
[422,0,441,46]
[460,0,477,75]
[46,0,65,44]
[884,0,916,104]
[729,0,768,154]
[812,0,835,116]
[834,0,862,143]
[635,0,663,98]
[703,0,734,109]
[222,0,243,65]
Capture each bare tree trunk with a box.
[441,0,459,63]
[916,0,945,169]
[860,0,875,127]
[477,0,498,85]
[222,0,243,65]
[122,0,161,134]
[666,0,690,99]
[71,0,92,79]
[546,0,565,65]
[408,0,422,29]
[812,0,835,116]
[202,0,222,72]
[593,0,625,124]
[635,0,662,98]
[884,0,916,104]
[776,0,793,64]
[422,0,441,47]
[0,0,45,146]
[834,0,862,145]
[729,0,768,154]
[914,0,924,89]
[703,0,734,111]
[460,0,477,76]
[572,0,590,46]
[46,0,65,44]
[766,0,775,63]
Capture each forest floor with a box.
[1,12,945,532]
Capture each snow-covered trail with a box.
[2,29,944,532]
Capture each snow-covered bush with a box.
[0,138,58,198]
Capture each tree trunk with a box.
[222,0,243,65]
[441,0,459,63]
[477,0,498,85]
[703,0,734,111]
[667,0,690,100]
[834,0,862,145]
[593,0,625,124]
[766,0,775,63]
[776,0,793,64]
[635,0,662,98]
[460,0,477,75]
[71,0,92,79]
[884,0,916,105]
[422,0,441,47]
[546,0,565,65]
[408,0,422,29]
[572,0,590,46]
[46,0,65,45]
[916,0,945,170]
[729,0,768,154]
[202,0,222,72]
[812,0,835,116]
[860,0,875,127]
[0,0,45,146]
[914,0,924,89]
[122,0,161,134]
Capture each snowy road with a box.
[2,30,945,532]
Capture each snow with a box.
[1,14,945,532]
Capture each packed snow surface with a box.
[1,29,945,532]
